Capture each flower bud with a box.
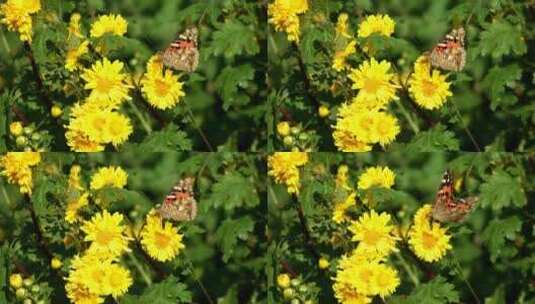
[51,257,62,269]
[9,122,23,136]
[283,136,294,146]
[318,257,330,269]
[277,121,291,137]
[277,273,290,288]
[23,278,33,287]
[51,105,62,118]
[9,274,23,289]
[318,105,330,118]
[283,288,295,299]
[15,288,27,299]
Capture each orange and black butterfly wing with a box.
[432,170,477,223]
[161,27,199,72]
[429,27,466,72]
[157,177,198,222]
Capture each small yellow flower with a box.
[268,152,309,194]
[358,166,395,190]
[268,0,308,42]
[318,105,330,117]
[335,13,351,38]
[65,281,103,304]
[409,56,452,110]
[9,273,23,288]
[332,129,372,152]
[90,166,128,190]
[9,121,23,136]
[140,212,185,262]
[349,58,399,109]
[51,105,63,118]
[318,257,330,269]
[277,273,291,288]
[333,40,357,71]
[65,192,89,224]
[65,40,89,72]
[332,192,356,224]
[349,210,398,259]
[409,204,452,262]
[81,58,131,108]
[0,152,41,194]
[81,211,130,259]
[90,14,127,38]
[0,0,41,42]
[141,55,185,110]
[358,14,395,38]
[68,13,83,39]
[277,121,291,136]
[51,257,63,269]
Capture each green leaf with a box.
[124,125,192,152]
[207,21,259,58]
[481,216,522,262]
[215,216,254,262]
[0,245,8,304]
[94,188,152,210]
[480,64,522,110]
[121,276,192,304]
[390,276,459,304]
[479,170,526,211]
[215,64,255,110]
[204,172,259,211]
[404,124,460,152]
[478,21,526,59]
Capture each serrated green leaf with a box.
[481,216,522,262]
[479,170,526,211]
[404,124,460,152]
[121,276,192,304]
[215,64,255,110]
[215,216,254,262]
[480,64,522,110]
[204,172,259,211]
[390,276,459,304]
[207,21,259,58]
[478,21,527,59]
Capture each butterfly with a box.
[432,170,478,223]
[161,27,199,72]
[157,177,198,222]
[428,27,466,72]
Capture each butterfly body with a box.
[429,27,466,72]
[161,27,199,72]
[157,177,197,222]
[432,170,477,223]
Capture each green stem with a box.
[395,100,420,134]
[1,183,12,207]
[127,251,152,286]
[127,100,152,134]
[184,103,214,152]
[183,253,214,304]
[0,28,11,54]
[395,251,420,286]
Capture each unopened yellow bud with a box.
[9,274,23,288]
[277,121,291,137]
[51,257,62,269]
[318,257,330,269]
[9,122,23,136]
[51,105,62,118]
[318,105,330,117]
[277,273,291,288]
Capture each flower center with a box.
[362,228,381,245]
[422,230,438,249]
[363,78,382,93]
[95,76,114,93]
[95,229,113,245]
[154,231,171,249]
[421,79,437,97]
[154,79,170,97]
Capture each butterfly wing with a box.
[162,27,199,72]
[157,177,198,222]
[429,27,466,72]
[432,170,477,223]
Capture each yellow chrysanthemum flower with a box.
[333,280,371,304]
[0,0,41,42]
[0,152,41,194]
[68,165,84,190]
[268,152,309,194]
[358,14,395,38]
[65,192,89,224]
[90,166,128,190]
[81,211,130,259]
[349,58,399,109]
[357,166,395,190]
[409,204,452,262]
[90,14,127,38]
[65,40,89,71]
[332,192,356,224]
[333,40,357,72]
[333,104,401,150]
[140,212,185,262]
[409,56,452,110]
[81,58,131,107]
[268,0,308,42]
[65,281,104,304]
[141,55,185,110]
[335,165,351,191]
[68,13,84,39]
[335,13,351,38]
[332,129,373,152]
[65,129,105,152]
[349,210,398,258]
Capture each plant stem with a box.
[0,28,11,54]
[183,253,214,304]
[395,100,420,134]
[395,251,420,286]
[452,253,480,304]
[1,183,11,207]
[184,103,214,152]
[127,99,152,134]
[127,251,152,286]
[292,195,320,259]
[451,101,481,151]
[24,42,53,110]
